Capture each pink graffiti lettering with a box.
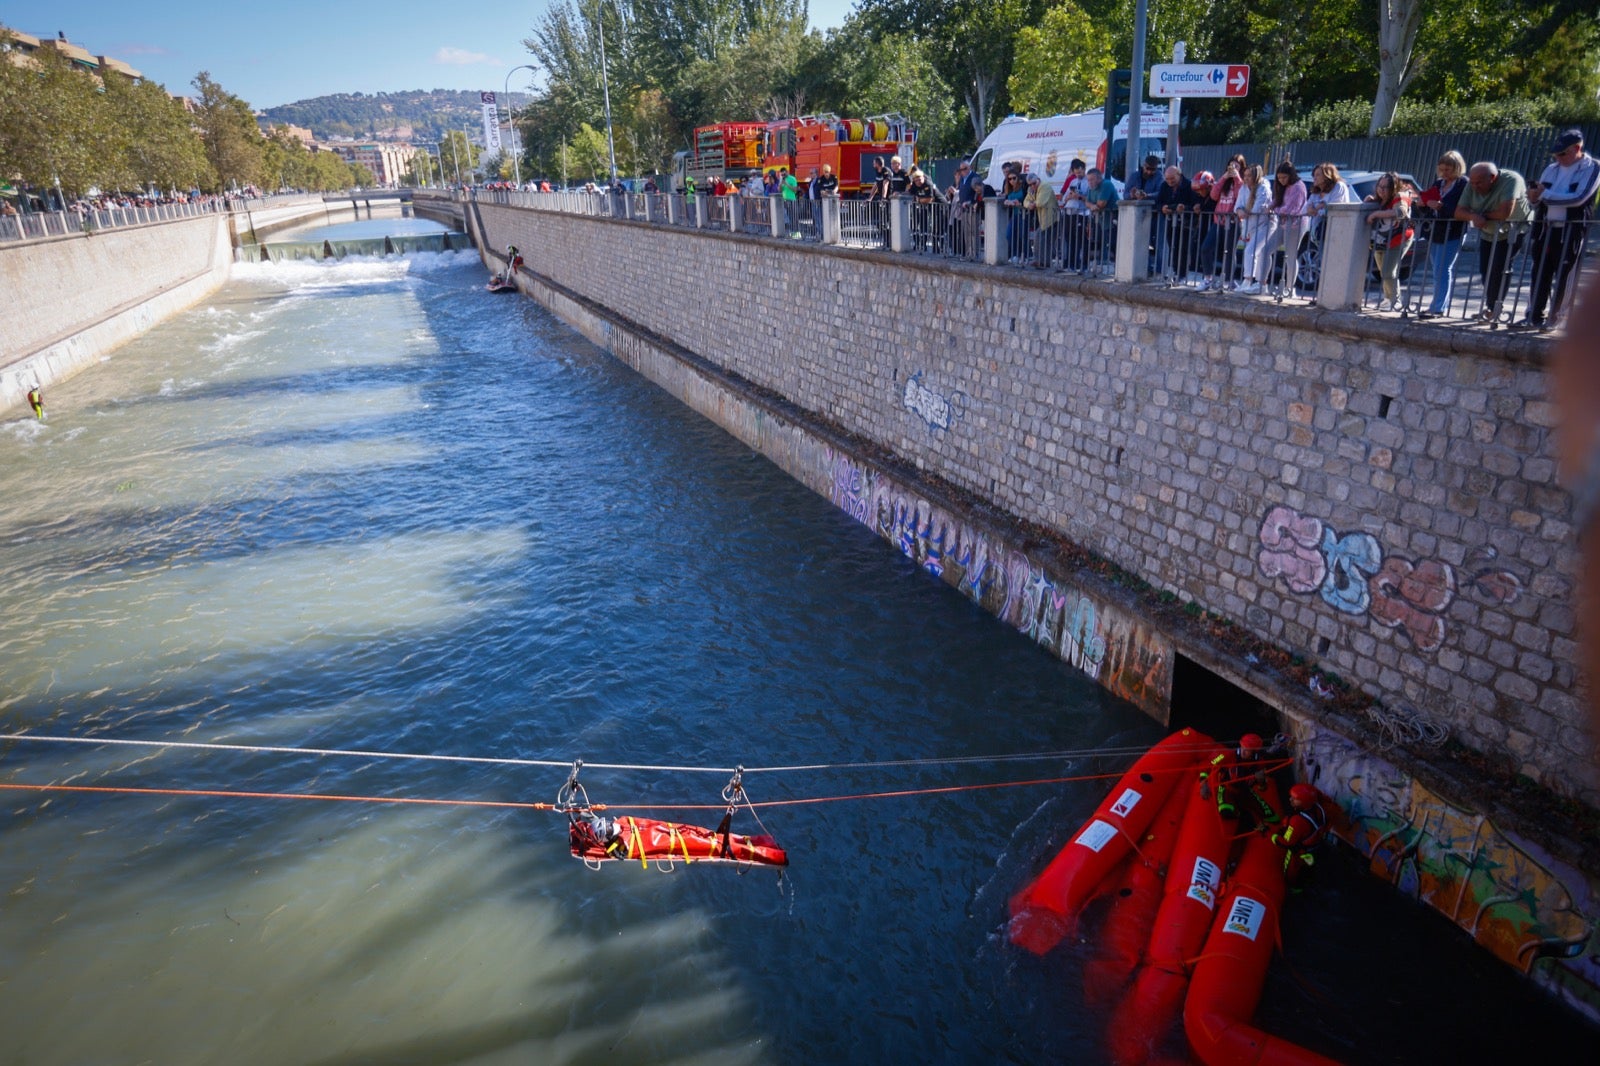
[1257,506,1327,594]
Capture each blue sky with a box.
[3,1,859,110]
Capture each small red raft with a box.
[1011,730,1344,1066]
[569,813,788,869]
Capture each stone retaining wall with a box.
[1,216,234,417]
[488,226,1600,1020]
[477,201,1591,804]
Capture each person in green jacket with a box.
[781,167,800,238]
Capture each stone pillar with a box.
[693,195,708,229]
[890,197,911,253]
[982,202,1002,266]
[821,197,841,245]
[769,195,785,238]
[1116,200,1153,283]
[666,195,678,226]
[1318,202,1377,310]
[728,195,743,233]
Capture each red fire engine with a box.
[671,114,916,196]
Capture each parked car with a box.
[1285,168,1425,293]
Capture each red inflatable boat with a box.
[1009,727,1214,955]
[1011,732,1344,1066]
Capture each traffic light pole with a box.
[1125,0,1148,188]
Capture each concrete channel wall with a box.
[0,199,331,417]
[465,199,1600,1022]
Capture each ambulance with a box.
[969,106,1173,194]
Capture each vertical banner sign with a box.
[480,92,502,153]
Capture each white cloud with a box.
[434,46,501,67]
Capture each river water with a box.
[0,213,1592,1064]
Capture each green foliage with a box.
[1007,3,1114,118]
[192,71,265,190]
[1190,91,1600,144]
[0,40,105,195]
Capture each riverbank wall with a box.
[466,199,1600,1022]
[1,199,332,418]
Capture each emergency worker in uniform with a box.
[1270,783,1331,886]
[1199,733,1267,823]
[27,384,44,420]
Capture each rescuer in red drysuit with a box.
[1199,732,1268,824]
[1271,783,1331,885]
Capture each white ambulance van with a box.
[969,106,1173,194]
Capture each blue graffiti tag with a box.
[1318,526,1382,615]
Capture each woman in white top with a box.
[1234,165,1273,294]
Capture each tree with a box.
[105,77,214,193]
[191,72,264,190]
[0,38,104,196]
[857,0,1043,148]
[1008,3,1115,118]
[437,130,478,184]
[1370,0,1425,133]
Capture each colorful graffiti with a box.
[1257,505,1523,653]
[1298,722,1599,1018]
[824,446,1173,717]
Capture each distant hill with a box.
[259,89,530,144]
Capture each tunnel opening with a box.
[1168,654,1282,745]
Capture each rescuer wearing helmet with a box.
[26,383,44,420]
[1271,782,1331,886]
[1199,733,1267,823]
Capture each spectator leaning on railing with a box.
[1415,151,1469,320]
[1521,128,1599,330]
[1366,172,1415,312]
[1456,161,1531,324]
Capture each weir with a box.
[455,191,1600,1022]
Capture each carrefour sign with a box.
[1149,64,1249,98]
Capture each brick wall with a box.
[477,202,1595,806]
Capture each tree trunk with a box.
[1369,0,1425,135]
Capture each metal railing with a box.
[840,200,889,249]
[457,186,1589,335]
[0,197,234,243]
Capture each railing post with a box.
[981,203,1002,265]
[666,195,678,226]
[729,195,743,233]
[821,197,841,245]
[1317,202,1377,310]
[1115,201,1153,282]
[693,195,708,229]
[768,195,784,238]
[890,197,911,253]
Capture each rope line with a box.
[0,764,1189,813]
[0,732,1227,777]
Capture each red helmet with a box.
[1193,170,1215,186]
[1238,733,1264,753]
[1289,783,1319,808]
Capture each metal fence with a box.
[1181,125,1590,187]
[840,200,889,249]
[459,186,1589,335]
[0,197,234,243]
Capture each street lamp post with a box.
[503,64,538,187]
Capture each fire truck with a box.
[670,114,916,196]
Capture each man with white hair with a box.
[1456,161,1530,323]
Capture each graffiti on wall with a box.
[902,371,966,432]
[825,446,1173,717]
[1298,723,1599,1015]
[1257,505,1525,652]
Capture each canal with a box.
[0,213,1592,1064]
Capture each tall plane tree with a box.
[191,72,264,191]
